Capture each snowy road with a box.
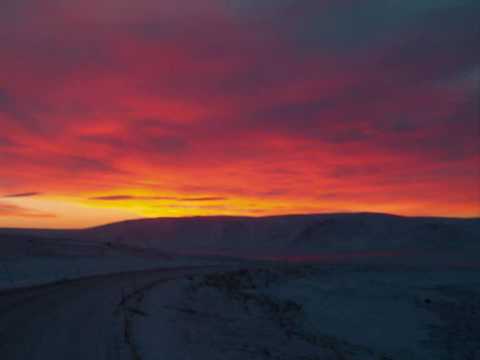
[0,266,220,360]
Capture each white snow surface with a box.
[134,265,480,360]
[0,267,225,360]
[2,213,479,264]
[0,254,191,290]
[2,213,480,359]
[46,213,478,270]
[0,234,227,290]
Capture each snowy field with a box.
[130,264,480,360]
[1,214,479,359]
[2,213,478,291]
[0,234,227,290]
[0,254,195,290]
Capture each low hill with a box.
[2,213,479,263]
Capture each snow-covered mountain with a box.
[2,213,479,262]
[77,213,480,261]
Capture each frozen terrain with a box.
[1,213,479,359]
[0,232,227,290]
[4,213,479,262]
[2,262,479,360]
[0,266,229,360]
[73,213,480,265]
[134,265,480,360]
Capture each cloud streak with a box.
[89,195,227,202]
[0,203,56,218]
[2,192,42,198]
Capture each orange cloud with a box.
[0,203,56,219]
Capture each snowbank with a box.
[133,265,480,359]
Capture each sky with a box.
[0,0,479,228]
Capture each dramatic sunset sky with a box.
[1,0,479,228]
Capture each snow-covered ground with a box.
[2,255,479,359]
[2,214,479,290]
[2,213,480,359]
[0,234,230,290]
[0,254,193,290]
[0,267,223,360]
[132,264,480,360]
[77,214,480,261]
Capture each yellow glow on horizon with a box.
[1,190,478,229]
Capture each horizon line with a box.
[1,211,479,232]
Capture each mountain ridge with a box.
[1,213,479,262]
